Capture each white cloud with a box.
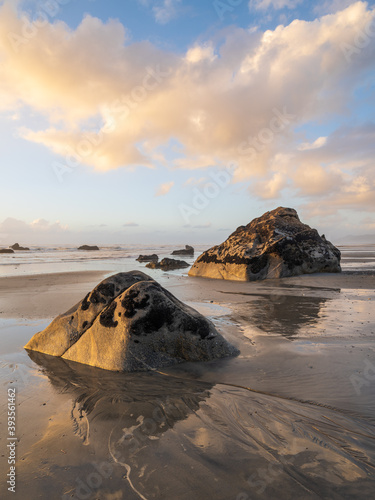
[0,217,67,233]
[184,222,212,229]
[0,217,69,245]
[0,1,374,215]
[314,0,356,15]
[254,124,375,210]
[298,136,327,151]
[123,222,139,227]
[249,0,302,11]
[152,0,182,24]
[251,171,287,199]
[155,181,174,196]
[186,44,216,64]
[30,218,68,231]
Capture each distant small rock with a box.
[146,258,190,271]
[172,245,194,256]
[10,243,29,251]
[189,207,341,281]
[0,248,14,254]
[136,254,159,262]
[78,245,99,251]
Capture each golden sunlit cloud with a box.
[0,1,374,212]
[155,181,175,197]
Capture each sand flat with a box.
[1,269,375,499]
[0,271,108,319]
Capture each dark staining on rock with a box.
[90,282,116,305]
[332,246,341,260]
[195,322,210,339]
[130,299,210,339]
[183,316,210,339]
[122,290,138,318]
[81,293,90,311]
[82,321,88,330]
[121,288,150,319]
[139,305,174,334]
[197,252,253,266]
[69,330,80,343]
[129,288,174,335]
[248,254,269,275]
[137,294,150,309]
[99,301,118,328]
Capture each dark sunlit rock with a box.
[189,207,341,281]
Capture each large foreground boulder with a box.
[25,271,237,372]
[25,271,153,357]
[189,207,341,281]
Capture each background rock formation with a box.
[10,243,29,250]
[189,207,341,281]
[78,245,99,251]
[137,254,159,262]
[172,245,194,256]
[146,258,190,271]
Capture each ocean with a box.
[0,244,208,278]
[0,243,374,277]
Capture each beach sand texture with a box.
[0,246,375,499]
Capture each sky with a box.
[0,0,374,245]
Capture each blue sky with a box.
[0,0,374,245]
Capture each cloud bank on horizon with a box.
[0,0,374,242]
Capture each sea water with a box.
[0,243,374,278]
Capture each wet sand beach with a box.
[0,266,375,499]
[0,271,108,319]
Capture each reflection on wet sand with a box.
[28,350,214,444]
[217,284,342,339]
[21,350,375,500]
[244,294,330,338]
